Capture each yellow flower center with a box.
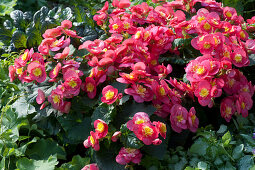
[86,83,94,92]
[176,115,183,122]
[199,88,209,97]
[143,126,153,137]
[124,22,130,29]
[226,11,232,18]
[137,85,146,96]
[96,122,105,133]
[135,119,145,125]
[225,107,232,115]
[196,66,205,75]
[16,68,23,75]
[22,52,28,61]
[125,148,136,153]
[223,51,230,58]
[203,22,211,30]
[224,27,230,32]
[144,31,150,40]
[135,31,141,39]
[52,40,59,47]
[240,31,246,39]
[228,79,235,87]
[191,115,196,124]
[68,80,77,88]
[234,54,242,63]
[159,87,166,96]
[198,16,205,23]
[90,136,95,145]
[203,43,211,49]
[112,24,119,30]
[241,102,246,110]
[105,90,115,100]
[151,60,157,66]
[33,68,42,77]
[160,123,166,133]
[53,95,60,104]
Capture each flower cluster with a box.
[127,112,166,145]
[83,119,108,151]
[116,147,142,165]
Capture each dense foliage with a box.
[0,0,255,169]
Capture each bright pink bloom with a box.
[94,119,108,139]
[231,47,249,67]
[235,92,253,118]
[153,121,167,139]
[220,97,235,122]
[127,112,150,131]
[48,88,64,110]
[112,0,131,9]
[223,7,237,20]
[82,77,97,99]
[9,65,16,82]
[170,104,188,133]
[49,63,62,80]
[187,107,199,132]
[133,122,159,145]
[85,131,100,151]
[116,147,142,165]
[81,163,99,170]
[194,80,212,107]
[63,69,82,97]
[16,49,33,67]
[42,28,62,38]
[61,20,72,29]
[111,131,121,142]
[27,62,46,83]
[36,89,45,105]
[54,47,70,59]
[59,101,71,114]
[101,85,119,104]
[124,84,153,103]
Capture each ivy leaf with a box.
[16,155,58,170]
[12,30,27,49]
[26,138,66,160]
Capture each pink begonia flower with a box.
[61,20,72,29]
[27,62,46,83]
[111,131,121,142]
[187,107,199,132]
[133,122,159,145]
[42,28,62,39]
[94,119,108,139]
[101,85,119,104]
[81,77,97,99]
[84,131,100,151]
[235,92,253,118]
[170,104,188,133]
[116,147,142,165]
[220,97,235,122]
[36,89,45,105]
[81,163,99,170]
[153,121,167,139]
[54,47,70,59]
[124,84,153,103]
[48,88,64,110]
[49,63,62,80]
[127,112,150,131]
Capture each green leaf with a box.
[232,144,244,160]
[249,54,255,66]
[91,104,115,124]
[238,155,254,170]
[94,144,125,170]
[57,155,90,170]
[73,49,89,57]
[222,131,231,146]
[143,140,168,160]
[26,27,43,48]
[0,28,13,45]
[217,125,228,134]
[16,155,58,170]
[10,10,26,29]
[0,0,17,16]
[57,114,91,144]
[189,138,209,156]
[223,0,244,15]
[12,30,27,49]
[174,157,188,170]
[121,133,144,149]
[197,161,209,170]
[26,138,66,160]
[12,96,35,117]
[240,134,255,147]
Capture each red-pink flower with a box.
[133,122,159,145]
[153,121,167,139]
[127,112,150,131]
[16,48,33,67]
[187,107,199,132]
[48,88,64,110]
[84,131,100,151]
[124,84,153,103]
[63,69,82,97]
[36,89,45,105]
[194,80,212,107]
[81,163,99,170]
[170,104,188,133]
[9,65,16,82]
[111,131,121,142]
[220,97,235,122]
[235,92,253,118]
[27,62,46,83]
[54,47,70,59]
[82,77,97,99]
[101,85,119,104]
[42,28,62,38]
[94,119,108,139]
[49,63,62,80]
[116,147,142,165]
[61,20,72,29]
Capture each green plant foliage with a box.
[0,0,17,17]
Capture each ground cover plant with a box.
[0,0,255,169]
